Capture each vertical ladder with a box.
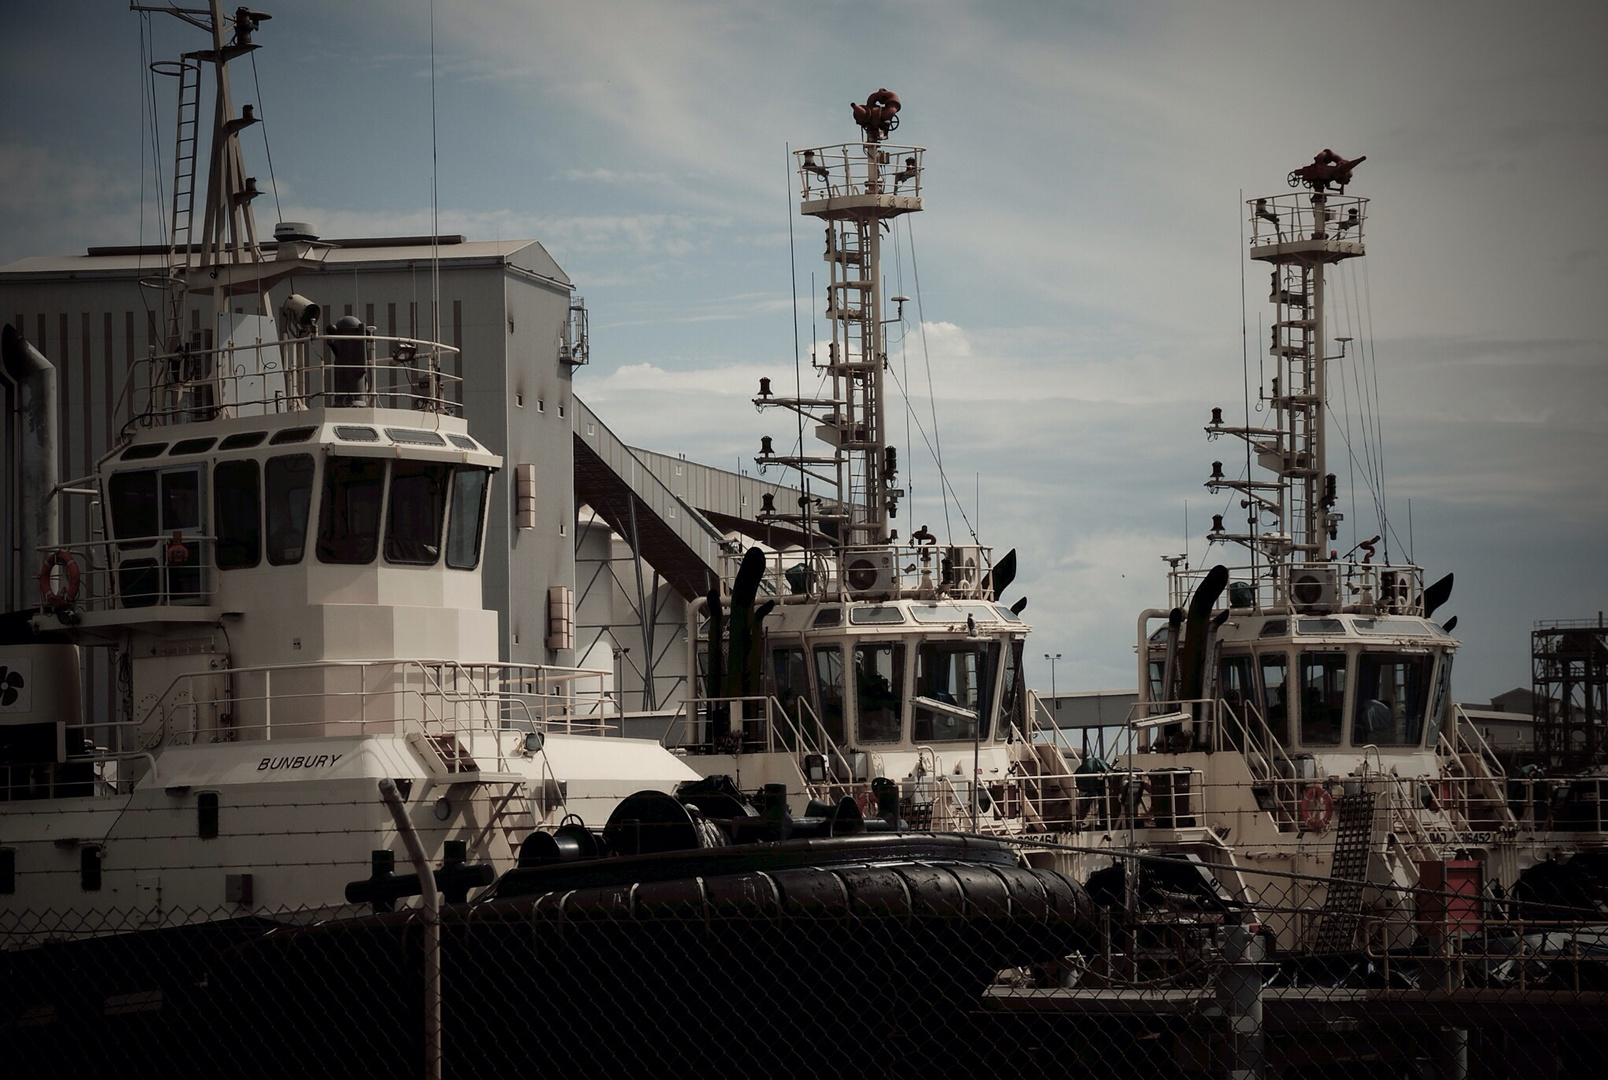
[1270,261,1318,558]
[822,216,879,542]
[165,57,203,349]
[1309,791,1378,953]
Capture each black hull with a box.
[6,835,1093,1079]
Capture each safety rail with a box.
[672,693,841,765]
[733,541,1000,603]
[1225,699,1304,831]
[796,142,924,204]
[1366,915,1608,993]
[7,659,625,799]
[1164,559,1426,616]
[121,330,463,429]
[33,535,215,614]
[1450,705,1507,779]
[1246,191,1368,250]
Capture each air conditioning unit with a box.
[845,552,898,599]
[1289,566,1340,613]
[943,546,982,597]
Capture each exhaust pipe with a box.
[2,324,60,591]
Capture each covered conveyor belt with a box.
[572,396,730,600]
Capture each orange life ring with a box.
[38,550,81,608]
[166,530,190,565]
[1301,784,1336,833]
[855,790,878,817]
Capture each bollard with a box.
[1215,923,1265,1080]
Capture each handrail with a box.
[129,657,622,757]
[1450,704,1507,780]
[122,329,465,429]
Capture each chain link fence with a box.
[5,842,1606,1079]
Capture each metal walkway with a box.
[572,396,731,601]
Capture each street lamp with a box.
[1044,651,1061,720]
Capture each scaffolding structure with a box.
[1533,615,1608,769]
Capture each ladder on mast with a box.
[165,56,203,347]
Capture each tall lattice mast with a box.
[1207,150,1368,609]
[755,90,923,571]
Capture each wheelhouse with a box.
[91,419,498,613]
[1144,613,1455,753]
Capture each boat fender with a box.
[1300,784,1336,833]
[38,549,80,608]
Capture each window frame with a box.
[213,458,262,570]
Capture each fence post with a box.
[1216,923,1264,1080]
[379,778,441,1080]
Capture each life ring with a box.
[166,530,190,565]
[38,550,80,608]
[1301,784,1336,833]
[855,790,878,817]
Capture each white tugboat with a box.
[0,1,697,938]
[672,92,1082,838]
[1052,152,1608,952]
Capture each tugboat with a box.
[1053,152,1608,952]
[0,0,700,938]
[672,91,1078,837]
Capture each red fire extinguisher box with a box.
[1416,859,1483,934]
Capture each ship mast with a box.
[755,91,923,582]
[137,2,275,351]
[1207,150,1367,610]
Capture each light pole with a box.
[1044,652,1062,736]
[613,646,631,724]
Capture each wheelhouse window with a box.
[770,646,810,748]
[1425,655,1453,746]
[317,456,386,565]
[855,642,905,743]
[1353,651,1432,746]
[160,468,203,533]
[813,645,846,745]
[445,466,490,570]
[914,640,989,742]
[108,470,159,546]
[214,460,261,569]
[265,454,314,565]
[1259,653,1290,745]
[1298,652,1347,746]
[1219,655,1257,748]
[385,460,450,565]
[998,640,1025,739]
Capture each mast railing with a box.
[1247,192,1369,252]
[796,143,925,204]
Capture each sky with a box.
[2,1,1605,701]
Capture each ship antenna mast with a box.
[754,90,924,586]
[1206,149,1368,610]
